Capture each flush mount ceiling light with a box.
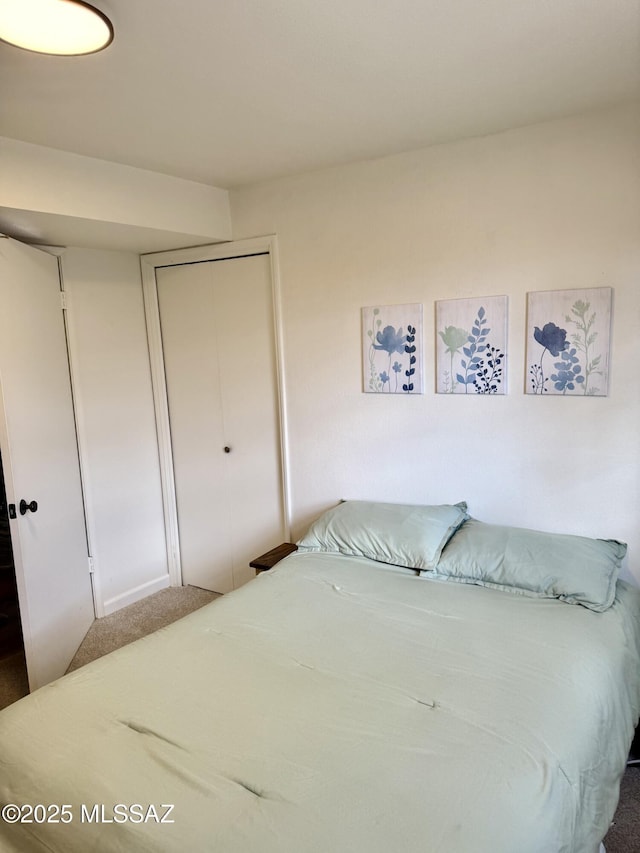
[0,0,113,55]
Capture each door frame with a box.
[140,236,291,587]
[50,248,104,616]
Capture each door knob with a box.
[223,446,231,453]
[19,499,38,515]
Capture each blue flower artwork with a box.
[534,322,568,357]
[436,295,508,394]
[362,304,423,394]
[373,326,407,356]
[526,288,611,396]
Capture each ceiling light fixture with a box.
[0,0,113,56]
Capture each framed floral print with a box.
[362,303,423,394]
[526,287,612,396]
[435,295,508,394]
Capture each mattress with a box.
[1,550,639,852]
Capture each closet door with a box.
[156,253,284,593]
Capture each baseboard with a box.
[102,574,171,616]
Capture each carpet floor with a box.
[0,585,637,850]
[605,765,640,852]
[0,649,28,710]
[66,584,219,672]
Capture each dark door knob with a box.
[223,446,231,453]
[19,499,38,515]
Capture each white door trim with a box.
[53,250,104,617]
[140,236,291,587]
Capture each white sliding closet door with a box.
[156,253,284,593]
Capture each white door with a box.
[0,237,94,690]
[156,253,284,593]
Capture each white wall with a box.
[60,248,169,614]
[230,103,640,584]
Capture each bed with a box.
[0,501,639,853]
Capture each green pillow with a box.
[296,500,468,571]
[433,518,626,612]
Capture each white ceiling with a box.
[1,0,639,190]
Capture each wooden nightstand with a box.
[250,542,298,574]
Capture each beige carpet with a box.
[66,584,219,672]
[0,649,29,710]
[0,585,638,850]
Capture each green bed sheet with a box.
[0,550,639,852]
